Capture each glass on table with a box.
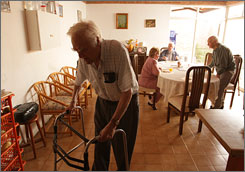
[177,61,181,68]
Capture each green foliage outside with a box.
[195,43,211,63]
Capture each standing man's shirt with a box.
[75,39,139,101]
[208,44,235,75]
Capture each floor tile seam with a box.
[190,154,214,167]
[206,155,227,167]
[187,150,202,171]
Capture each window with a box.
[225,4,244,91]
[170,7,225,63]
[228,4,244,18]
[225,19,244,56]
[170,7,196,62]
[169,4,244,91]
[195,8,225,63]
[169,19,195,62]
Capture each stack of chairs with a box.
[60,66,93,98]
[32,81,73,136]
[31,66,93,137]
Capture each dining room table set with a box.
[157,61,220,105]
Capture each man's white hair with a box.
[67,20,102,47]
[168,42,174,47]
[208,36,219,44]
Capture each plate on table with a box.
[159,66,168,70]
[161,69,172,73]
[177,68,187,71]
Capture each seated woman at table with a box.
[158,42,179,61]
[139,47,163,110]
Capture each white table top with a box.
[157,62,219,104]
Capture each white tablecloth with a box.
[157,62,219,104]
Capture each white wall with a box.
[1,1,86,105]
[86,4,171,51]
[1,2,171,106]
[1,2,171,135]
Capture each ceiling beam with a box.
[84,1,229,6]
[226,1,244,6]
[84,1,244,6]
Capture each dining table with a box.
[157,61,220,104]
[195,109,244,171]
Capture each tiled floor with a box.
[22,90,244,171]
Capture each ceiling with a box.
[84,1,243,6]
[171,7,219,13]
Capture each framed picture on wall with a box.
[116,13,128,29]
[1,1,11,12]
[77,10,82,22]
[145,19,156,28]
[47,1,56,14]
[58,4,63,17]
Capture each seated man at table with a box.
[139,47,163,110]
[158,42,179,61]
[207,36,235,109]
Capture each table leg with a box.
[198,119,202,132]
[226,154,244,171]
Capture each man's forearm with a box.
[110,89,132,125]
[71,85,81,104]
[208,60,214,68]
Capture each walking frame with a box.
[53,106,129,171]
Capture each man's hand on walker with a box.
[98,121,117,142]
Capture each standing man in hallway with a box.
[207,36,235,109]
[67,20,139,170]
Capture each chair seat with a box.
[43,96,72,110]
[169,96,201,113]
[139,86,155,93]
[225,83,234,90]
[167,66,212,135]
[67,80,75,86]
[57,90,72,96]
[169,96,190,112]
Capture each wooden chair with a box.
[224,55,243,108]
[60,66,93,98]
[47,72,88,109]
[131,54,139,80]
[131,54,157,110]
[139,86,157,110]
[60,66,77,80]
[33,81,74,136]
[167,66,211,135]
[160,47,168,54]
[47,72,74,95]
[204,52,214,73]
